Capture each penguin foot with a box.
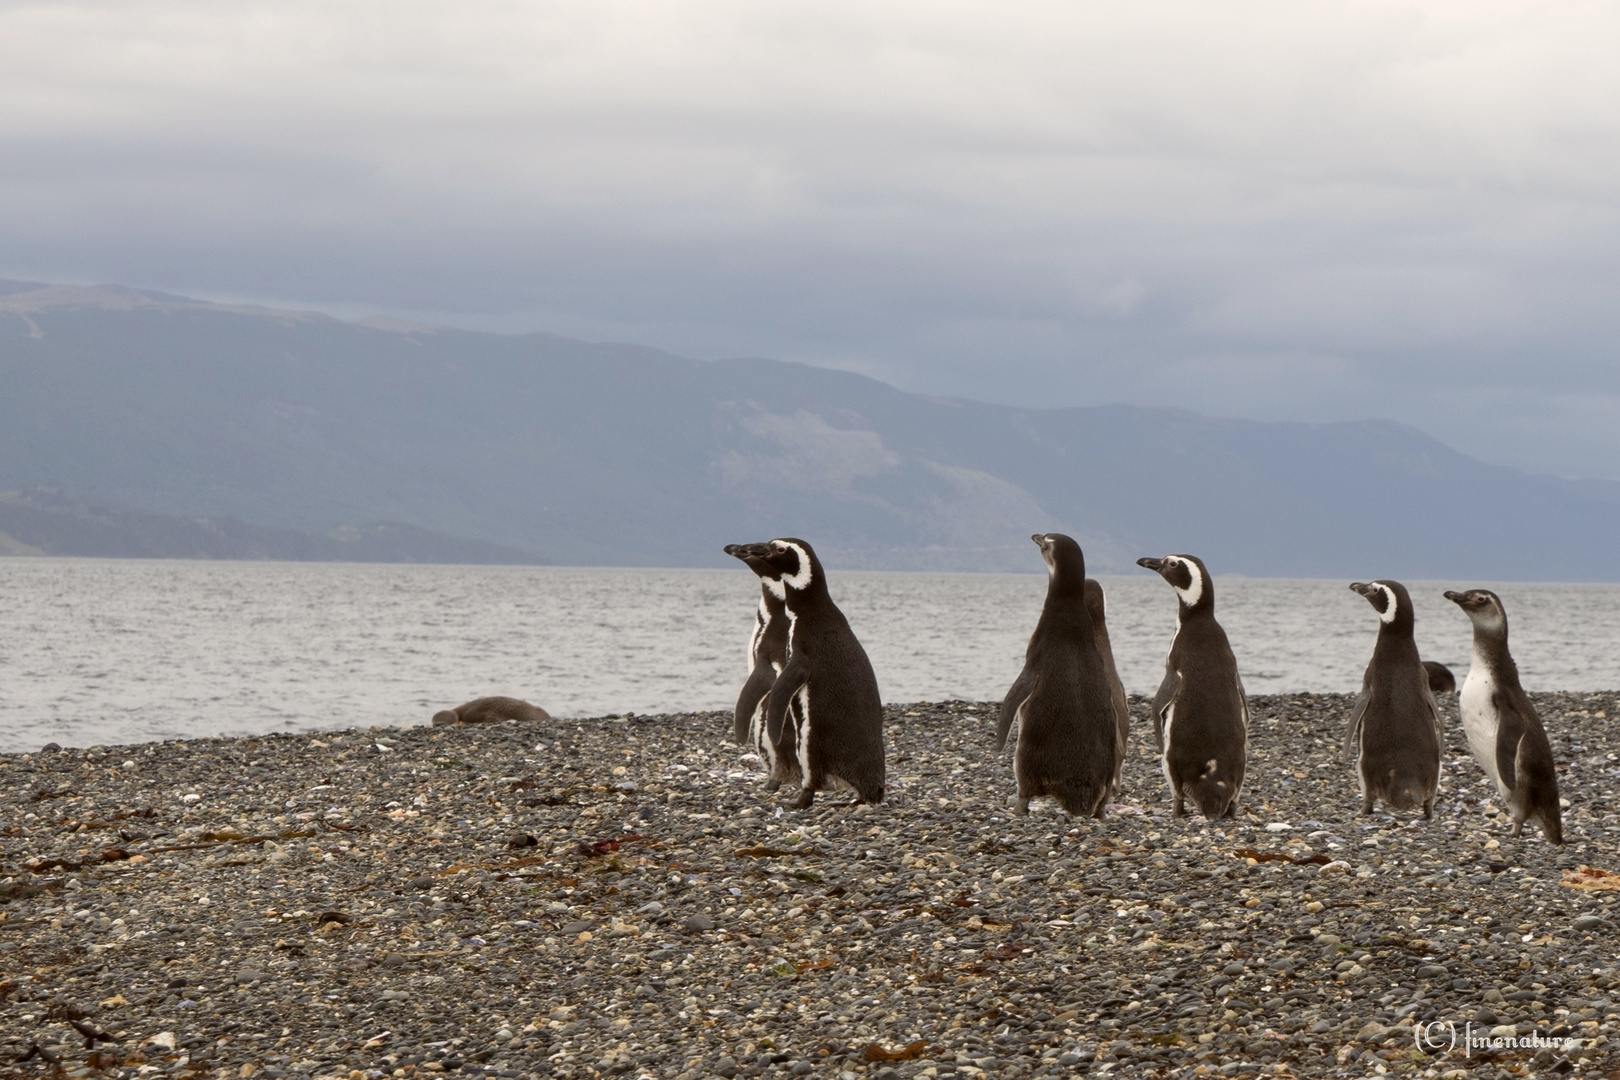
[1172,798,1185,819]
[1013,796,1030,816]
[1423,801,1434,821]
[764,779,781,792]
[790,788,816,810]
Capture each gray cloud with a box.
[6,1,1620,476]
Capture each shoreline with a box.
[3,693,1618,1079]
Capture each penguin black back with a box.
[1083,578,1131,797]
[1445,589,1563,844]
[723,544,790,746]
[1137,553,1248,820]
[996,534,1118,817]
[736,538,885,808]
[1346,580,1441,818]
[1422,660,1457,696]
[430,696,552,726]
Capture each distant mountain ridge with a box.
[0,488,546,564]
[3,280,1619,578]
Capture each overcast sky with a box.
[5,1,1620,479]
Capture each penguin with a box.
[1084,578,1131,797]
[1344,581,1441,818]
[1444,589,1564,844]
[431,696,551,726]
[1422,660,1457,697]
[995,534,1118,817]
[731,538,885,808]
[723,544,790,764]
[1136,554,1248,819]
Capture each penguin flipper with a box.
[1491,689,1531,795]
[764,654,811,747]
[1150,669,1180,754]
[995,665,1038,752]
[1340,688,1370,765]
[734,667,775,744]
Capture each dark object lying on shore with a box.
[1423,659,1457,695]
[431,696,552,726]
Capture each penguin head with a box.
[723,543,775,580]
[1444,588,1507,635]
[1350,579,1414,629]
[1031,533,1085,581]
[739,537,822,600]
[1137,554,1211,611]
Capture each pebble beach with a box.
[3,693,1619,1080]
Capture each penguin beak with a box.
[1029,534,1046,547]
[1136,557,1164,574]
[1349,582,1374,598]
[1442,590,1466,606]
[724,543,769,562]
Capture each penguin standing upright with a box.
[1444,589,1564,844]
[732,538,885,808]
[1136,554,1248,819]
[1083,579,1131,797]
[1345,580,1441,818]
[995,534,1118,817]
[723,544,790,766]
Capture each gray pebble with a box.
[4,693,1618,1080]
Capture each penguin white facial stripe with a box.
[763,577,787,601]
[1171,558,1204,608]
[776,541,814,592]
[1376,583,1398,624]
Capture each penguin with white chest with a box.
[1444,589,1564,844]
[1084,578,1131,797]
[723,544,791,775]
[996,534,1118,817]
[1345,580,1441,818]
[732,538,885,808]
[1136,554,1248,819]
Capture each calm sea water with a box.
[1,558,1617,752]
